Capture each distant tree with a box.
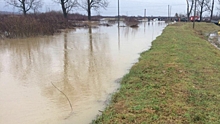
[79,0,109,21]
[6,0,42,15]
[179,13,187,18]
[209,0,214,21]
[175,13,179,18]
[217,0,220,11]
[186,0,194,21]
[54,0,78,18]
[31,0,42,13]
[197,0,210,21]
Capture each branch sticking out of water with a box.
[51,82,73,113]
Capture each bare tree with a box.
[186,0,194,21]
[79,0,109,21]
[208,0,214,21]
[197,0,211,21]
[31,0,42,13]
[54,0,78,18]
[6,0,42,15]
[217,0,220,11]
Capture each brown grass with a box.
[0,12,90,38]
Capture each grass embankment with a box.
[93,22,220,123]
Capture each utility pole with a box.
[118,0,120,27]
[117,0,120,50]
[186,0,189,21]
[210,0,214,21]
[193,0,197,29]
[168,5,169,21]
[144,9,146,20]
[170,6,172,21]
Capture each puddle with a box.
[208,31,220,48]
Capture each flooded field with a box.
[0,21,166,124]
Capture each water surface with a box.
[208,31,220,48]
[0,21,166,124]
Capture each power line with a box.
[107,4,185,9]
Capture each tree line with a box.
[4,0,220,22]
[186,0,220,21]
[5,0,109,21]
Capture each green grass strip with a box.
[93,22,220,124]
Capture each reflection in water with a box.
[89,27,93,52]
[53,30,73,114]
[118,26,120,50]
[144,22,146,33]
[0,21,167,124]
[122,26,139,38]
[208,32,220,48]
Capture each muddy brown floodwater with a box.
[0,21,166,124]
[208,31,220,48]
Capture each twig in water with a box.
[51,82,73,113]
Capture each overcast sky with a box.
[105,0,186,16]
[0,0,217,16]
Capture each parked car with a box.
[174,17,188,22]
[180,17,188,22]
[202,18,210,22]
[190,16,200,22]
